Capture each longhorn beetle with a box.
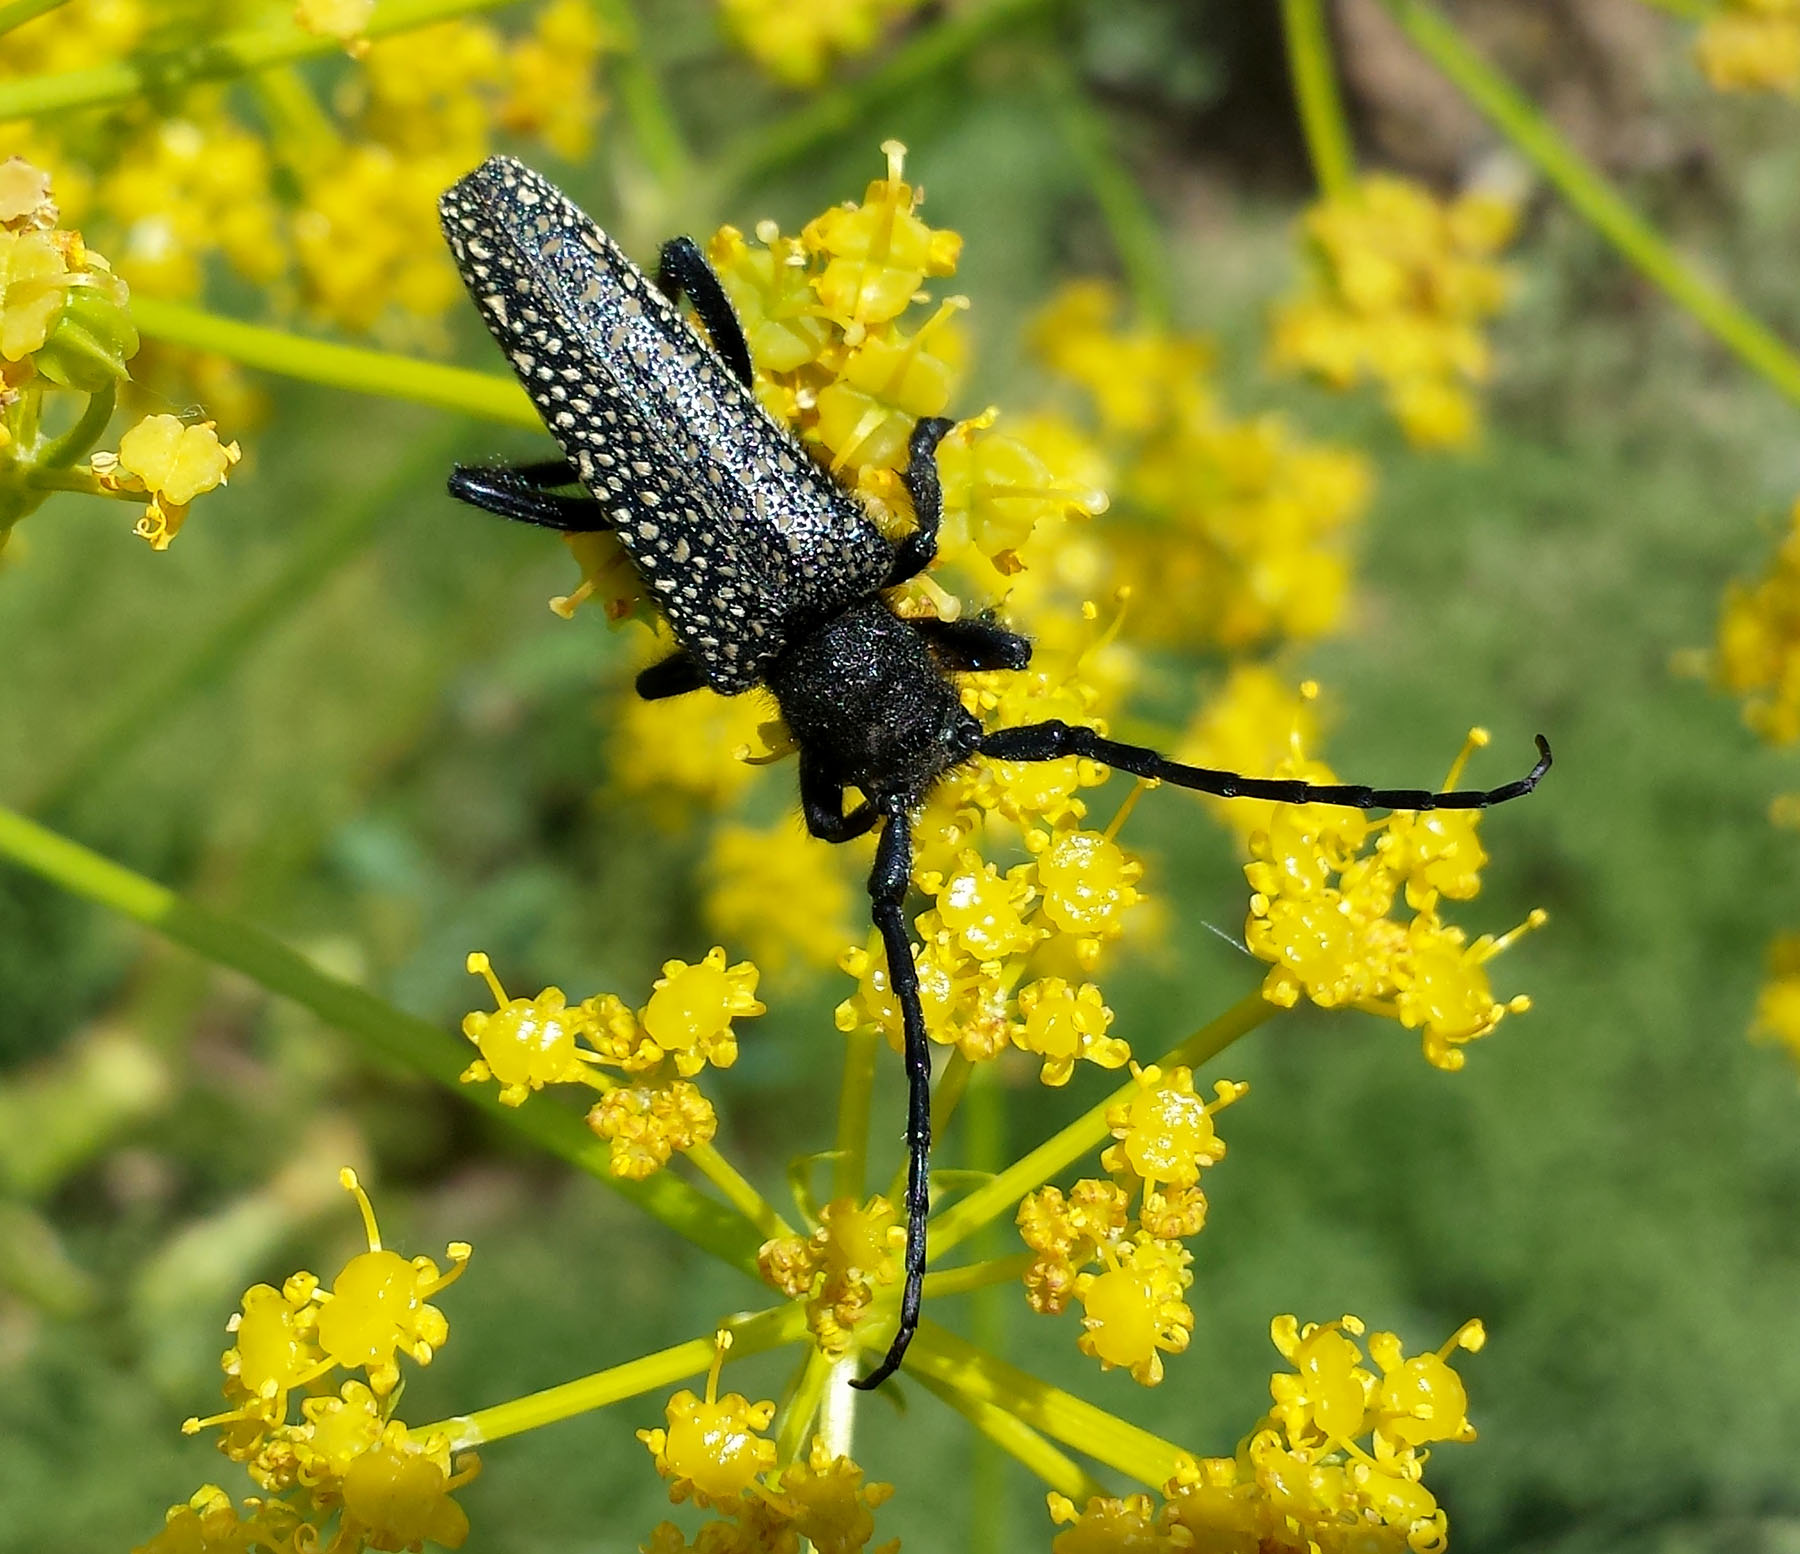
[438,155,1552,1389]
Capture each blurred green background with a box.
[4,2,1800,1551]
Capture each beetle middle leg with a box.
[448,460,610,531]
[656,236,755,391]
[850,804,931,1391]
[800,756,879,842]
[979,723,1553,811]
[916,616,1032,673]
[886,416,955,587]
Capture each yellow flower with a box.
[94,414,240,551]
[459,951,597,1105]
[1074,1234,1194,1386]
[930,849,1042,961]
[132,1484,299,1554]
[1269,1313,1374,1448]
[313,1169,470,1395]
[1270,173,1517,449]
[1697,2,1800,93]
[1714,498,1800,744]
[589,1078,719,1178]
[640,946,766,1075]
[1013,977,1127,1085]
[718,0,927,87]
[337,1422,478,1550]
[0,225,70,362]
[1101,1065,1243,1193]
[1367,1319,1484,1453]
[757,1194,904,1355]
[638,1331,778,1509]
[496,0,615,160]
[1046,1491,1167,1554]
[1751,932,1800,1070]
[293,0,373,46]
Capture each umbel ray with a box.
[438,155,1552,1390]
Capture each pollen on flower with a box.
[639,1331,778,1509]
[589,1078,720,1179]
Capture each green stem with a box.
[593,0,693,196]
[1378,0,1800,408]
[928,989,1275,1259]
[914,1368,1108,1502]
[0,0,522,120]
[0,0,67,34]
[907,1319,1187,1487]
[424,1301,809,1449]
[833,1024,879,1203]
[36,384,115,471]
[1281,0,1357,198]
[773,1344,833,1467]
[131,299,536,428]
[712,0,1058,194]
[28,434,455,817]
[965,1061,1011,1554]
[685,1141,794,1240]
[1036,51,1172,326]
[919,1252,1032,1298]
[0,805,766,1276]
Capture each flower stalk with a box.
[1282,0,1358,198]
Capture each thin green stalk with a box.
[929,989,1275,1258]
[907,1320,1186,1487]
[833,1024,879,1202]
[914,1368,1108,1503]
[0,0,521,121]
[1037,51,1172,326]
[1379,0,1800,407]
[1281,0,1357,198]
[424,1301,809,1449]
[0,805,766,1277]
[131,299,537,428]
[0,0,67,34]
[712,0,1058,193]
[774,1345,833,1467]
[919,1251,1031,1298]
[592,0,693,195]
[29,434,455,817]
[965,1062,1011,1554]
[685,1141,794,1240]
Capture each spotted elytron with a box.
[439,155,1552,1389]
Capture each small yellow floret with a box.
[639,1332,778,1509]
[95,414,241,550]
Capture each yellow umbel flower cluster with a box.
[1270,174,1518,450]
[136,1170,478,1554]
[1696,0,1800,94]
[760,1194,905,1355]
[2,0,614,346]
[717,0,927,87]
[1031,279,1371,650]
[0,159,237,553]
[1715,496,1800,745]
[1048,1315,1484,1554]
[460,947,764,1178]
[1019,1066,1247,1385]
[640,1333,898,1552]
[1244,730,1545,1069]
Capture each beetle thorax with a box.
[763,597,980,806]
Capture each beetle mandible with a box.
[438,155,1551,1389]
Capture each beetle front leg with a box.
[850,804,930,1391]
[657,236,756,392]
[800,757,878,842]
[886,417,955,586]
[980,723,1553,811]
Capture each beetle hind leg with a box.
[850,805,930,1391]
[448,461,611,532]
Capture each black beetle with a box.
[438,155,1551,1388]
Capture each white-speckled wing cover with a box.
[439,155,895,693]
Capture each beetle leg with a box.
[448,463,610,531]
[885,417,956,587]
[635,651,708,701]
[915,616,1033,673]
[851,804,930,1391]
[979,724,1554,812]
[657,236,756,392]
[800,757,879,842]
